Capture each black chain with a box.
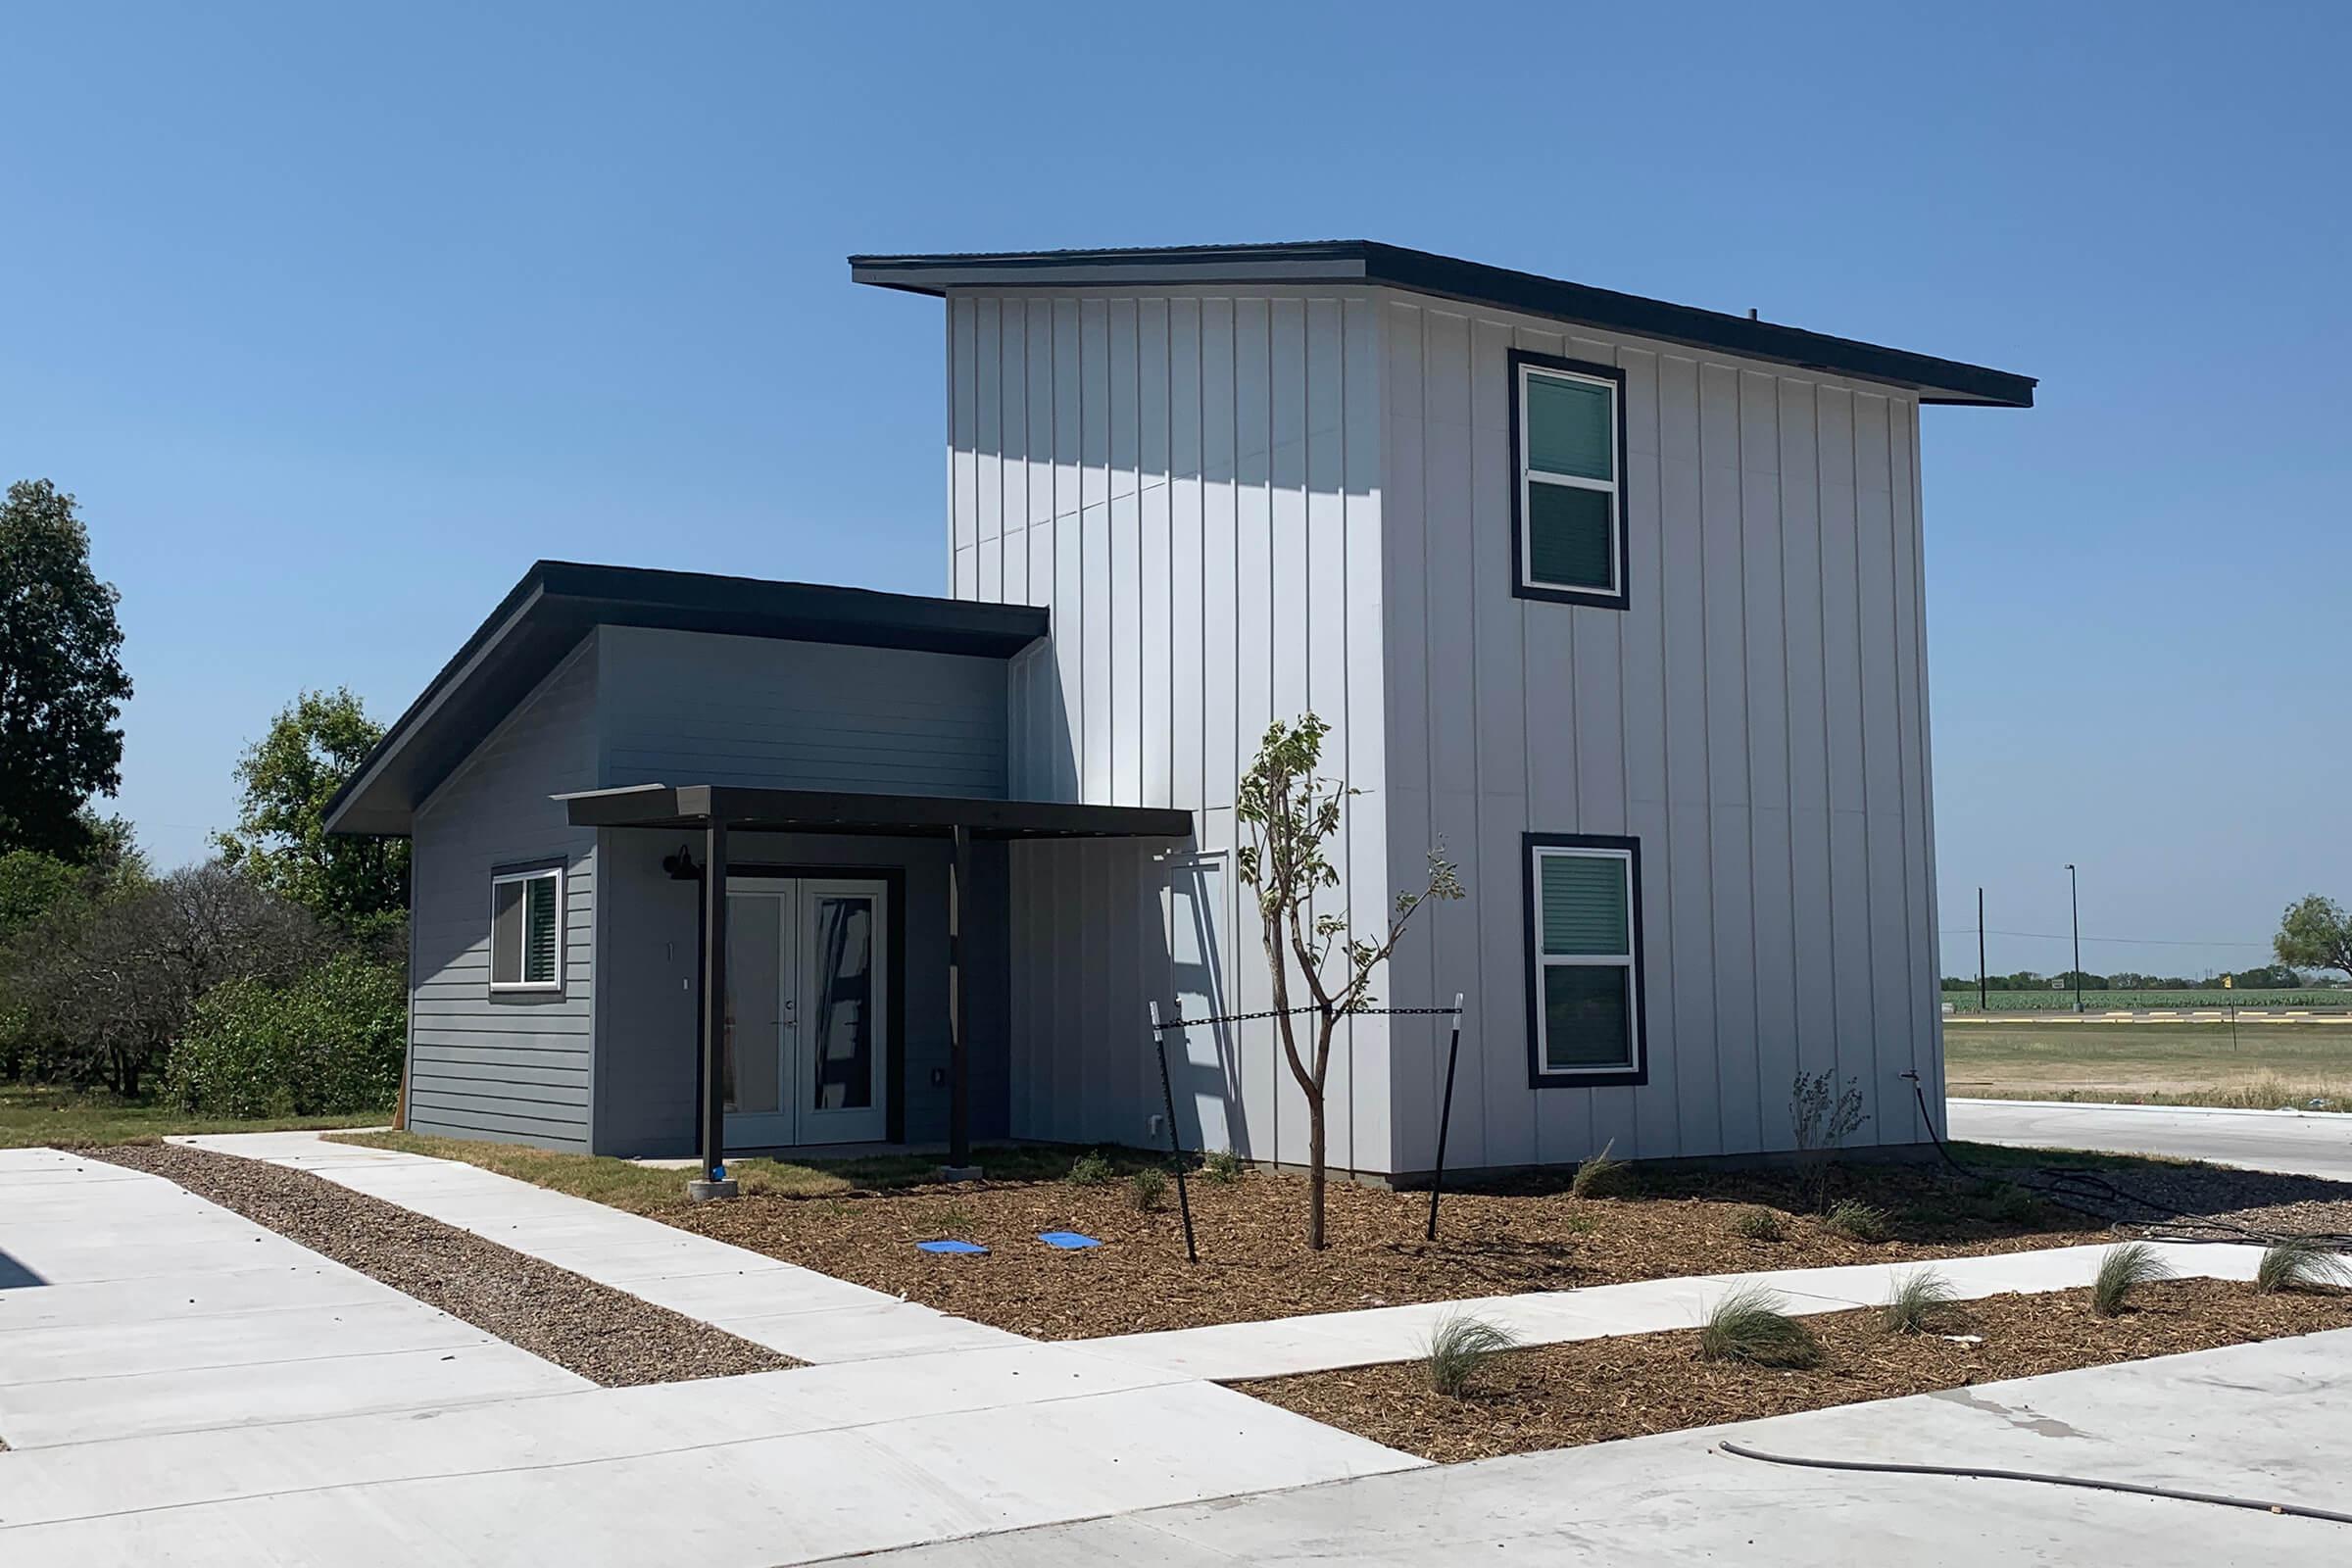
[1157,1004,1462,1028]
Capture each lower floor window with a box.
[491,865,563,991]
[1526,835,1644,1081]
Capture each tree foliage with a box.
[2276,896,2352,979]
[0,479,133,860]
[0,860,326,1096]
[167,949,405,1116]
[1237,713,1462,1250]
[216,688,408,938]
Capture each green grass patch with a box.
[0,1083,387,1150]
[331,1129,1097,1211]
[1944,988,2352,1013]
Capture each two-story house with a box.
[324,240,2033,1184]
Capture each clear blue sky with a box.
[4,4,2344,980]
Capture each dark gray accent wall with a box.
[591,828,1010,1157]
[407,636,600,1152]
[597,626,1010,799]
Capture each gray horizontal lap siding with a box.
[407,637,601,1152]
[596,626,1010,798]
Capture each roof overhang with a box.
[850,240,2035,408]
[324,563,1052,839]
[561,783,1193,842]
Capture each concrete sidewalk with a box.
[1952,1098,2352,1182]
[857,1327,2352,1566]
[0,1339,1420,1565]
[1081,1240,2266,1381]
[0,1148,587,1448]
[175,1130,1025,1362]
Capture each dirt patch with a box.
[665,1159,2119,1340]
[1237,1277,2352,1463]
[92,1143,794,1387]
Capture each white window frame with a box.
[1517,362,1623,598]
[489,865,564,994]
[1530,843,1640,1078]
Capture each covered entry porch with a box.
[564,784,1191,1185]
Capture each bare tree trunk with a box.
[1306,1098,1327,1249]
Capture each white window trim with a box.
[1517,363,1623,597]
[489,865,564,993]
[1531,844,1639,1077]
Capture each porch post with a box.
[943,822,975,1177]
[691,818,735,1200]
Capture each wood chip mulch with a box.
[91,1143,795,1387]
[663,1161,2123,1340]
[1235,1277,2352,1463]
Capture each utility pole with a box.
[1977,887,1987,1011]
[2066,863,2082,1014]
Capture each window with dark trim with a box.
[1523,833,1646,1086]
[1510,350,1630,610]
[490,865,563,992]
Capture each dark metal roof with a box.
[323,562,1051,838]
[849,240,2034,408]
[561,783,1193,841]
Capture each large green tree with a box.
[2276,896,2352,979]
[0,480,132,860]
[216,688,408,938]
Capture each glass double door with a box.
[722,877,888,1149]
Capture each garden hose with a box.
[1904,1074,2352,1251]
[1720,1440,2352,1527]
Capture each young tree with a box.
[0,479,132,860]
[216,688,409,939]
[2276,896,2352,979]
[1238,713,1462,1250]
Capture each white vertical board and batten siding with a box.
[1379,290,1941,1172]
[407,637,600,1152]
[946,287,1393,1170]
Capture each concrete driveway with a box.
[1952,1098,2352,1182]
[857,1326,2352,1566]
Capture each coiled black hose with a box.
[1721,1440,2352,1527]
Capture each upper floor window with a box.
[490,865,564,992]
[1511,352,1628,610]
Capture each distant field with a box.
[1944,1017,2352,1109]
[1941,988,2352,1013]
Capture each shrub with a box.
[1732,1205,1786,1242]
[2091,1242,2172,1316]
[1882,1267,1958,1335]
[1129,1166,1168,1211]
[1202,1149,1247,1185]
[1825,1200,1891,1243]
[1425,1314,1518,1396]
[1066,1151,1114,1187]
[2256,1238,2352,1295]
[1569,1140,1628,1199]
[166,951,404,1117]
[1700,1284,1822,1368]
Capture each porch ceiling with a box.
[557,783,1193,841]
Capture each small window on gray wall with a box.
[490,867,563,992]
[1524,835,1645,1085]
[1512,351,1629,611]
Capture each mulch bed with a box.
[92,1143,794,1387]
[1236,1277,2352,1462]
[664,1159,2122,1340]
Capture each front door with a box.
[722,877,889,1149]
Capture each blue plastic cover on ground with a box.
[915,1239,988,1255]
[1036,1230,1102,1250]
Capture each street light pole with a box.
[1977,886,1987,1012]
[2066,863,2082,1014]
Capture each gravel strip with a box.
[90,1143,794,1387]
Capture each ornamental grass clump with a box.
[1881,1267,1959,1335]
[1569,1141,1629,1199]
[1731,1205,1786,1242]
[2255,1237,2351,1295]
[1825,1200,1892,1243]
[1425,1314,1518,1397]
[2091,1242,2171,1317]
[1699,1284,1822,1369]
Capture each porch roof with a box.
[557,783,1193,841]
